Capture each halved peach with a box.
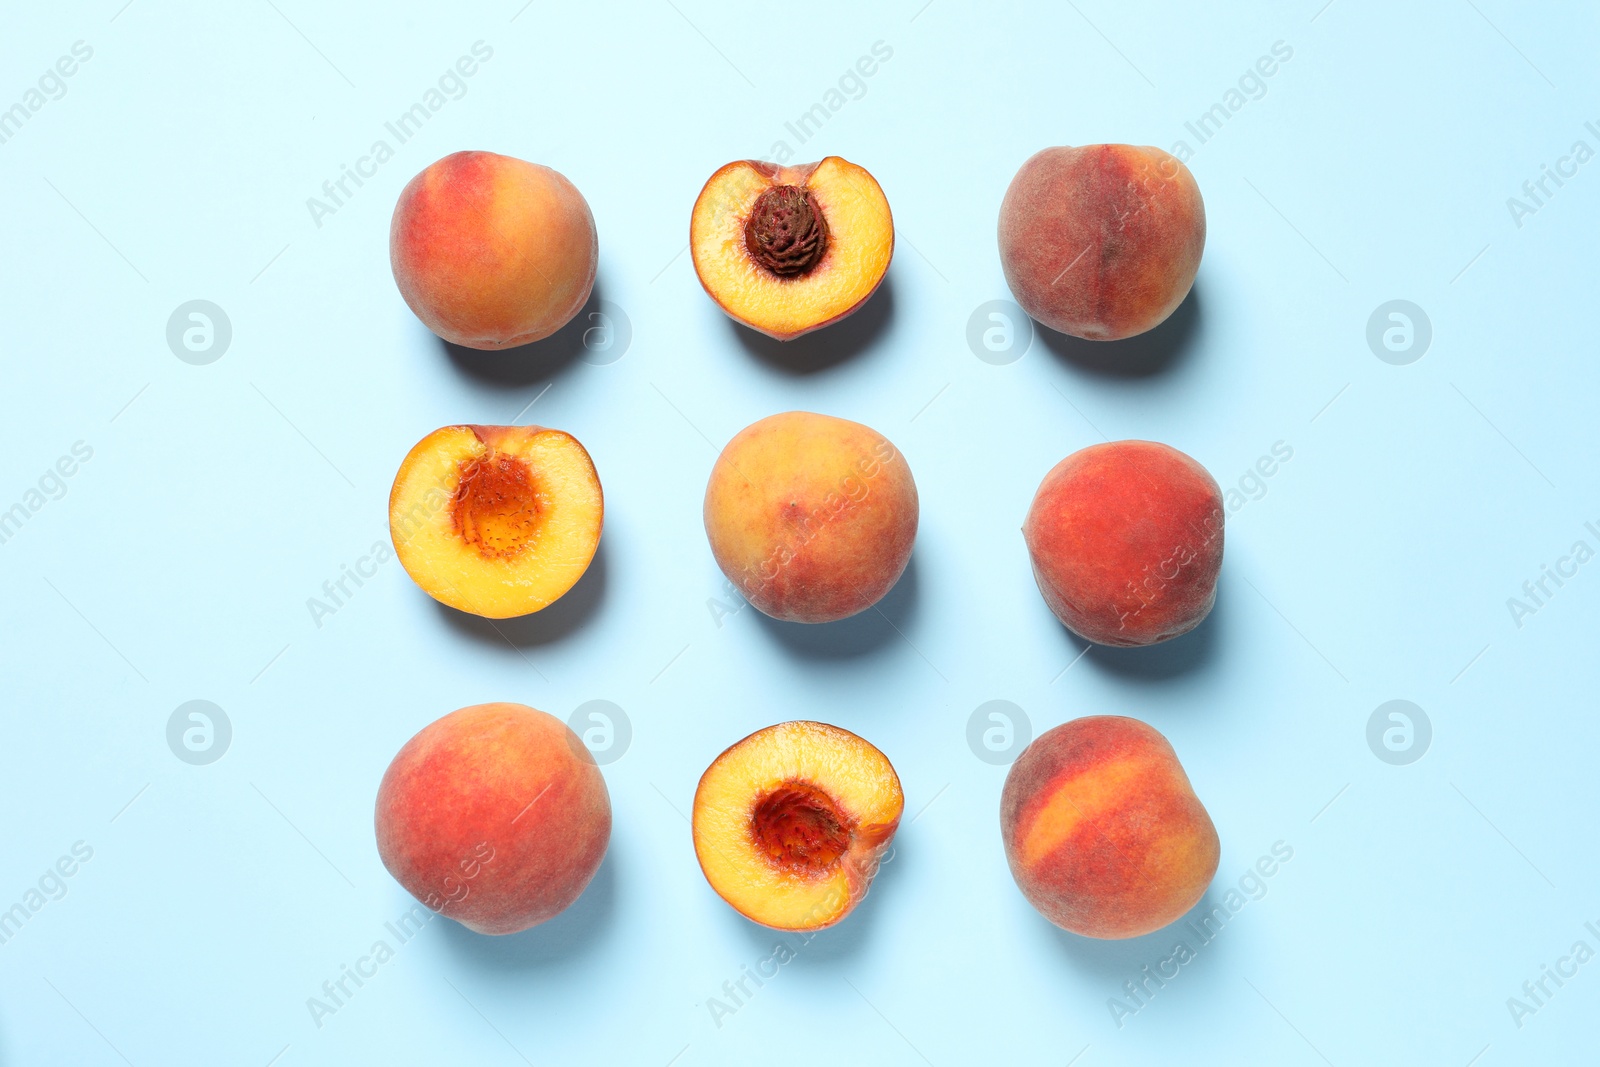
[692,721,902,931]
[388,424,602,618]
[690,157,893,340]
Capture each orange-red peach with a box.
[375,703,611,935]
[703,411,917,623]
[1024,440,1223,646]
[391,150,597,349]
[691,157,893,340]
[998,144,1204,341]
[693,721,902,931]
[1001,716,1219,939]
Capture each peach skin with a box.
[375,703,611,935]
[1024,440,1223,646]
[391,150,597,349]
[1001,716,1219,939]
[999,144,1204,341]
[703,411,917,623]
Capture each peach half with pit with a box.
[388,424,602,619]
[690,156,893,340]
[692,721,902,931]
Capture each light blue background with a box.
[1,1,1597,1064]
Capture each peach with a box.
[389,423,602,619]
[390,150,597,349]
[1001,716,1219,939]
[998,144,1204,341]
[375,702,610,934]
[703,411,916,623]
[690,157,893,340]
[693,721,902,931]
[1023,440,1222,646]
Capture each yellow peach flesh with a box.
[693,721,902,931]
[691,157,893,340]
[389,425,602,618]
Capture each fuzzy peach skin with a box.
[1024,440,1223,646]
[375,703,610,935]
[998,145,1204,341]
[704,411,917,623]
[1001,716,1219,939]
[390,150,597,349]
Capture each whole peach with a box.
[704,411,917,623]
[374,702,610,934]
[1024,440,1223,646]
[1001,716,1219,939]
[390,151,597,349]
[998,144,1204,340]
